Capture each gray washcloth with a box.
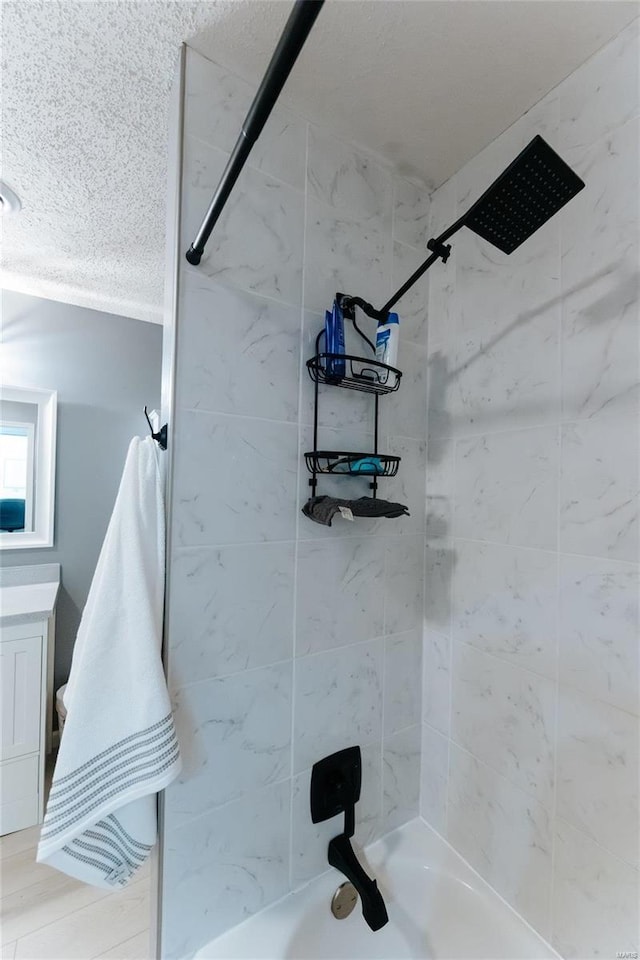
[302,496,410,527]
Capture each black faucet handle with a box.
[310,746,361,838]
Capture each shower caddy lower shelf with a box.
[305,351,403,500]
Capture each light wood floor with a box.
[0,819,151,959]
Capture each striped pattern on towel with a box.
[61,814,153,886]
[41,713,178,845]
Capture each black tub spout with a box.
[311,746,389,932]
[328,833,389,931]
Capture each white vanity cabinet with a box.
[0,565,59,835]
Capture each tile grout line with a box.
[427,408,639,447]
[182,262,302,313]
[416,181,430,827]
[551,813,640,872]
[378,175,399,837]
[443,397,457,839]
[173,529,429,551]
[549,193,565,949]
[186,130,307,193]
[445,635,640,718]
[287,119,311,894]
[172,532,640,567]
[445,535,640,569]
[419,184,431,826]
[444,174,458,839]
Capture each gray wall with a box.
[1,290,162,690]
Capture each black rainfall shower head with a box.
[371,135,586,316]
[462,135,585,254]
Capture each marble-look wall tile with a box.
[452,540,557,678]
[560,415,639,562]
[303,199,388,315]
[510,88,560,151]
[184,48,247,154]
[556,18,640,153]
[172,410,298,546]
[556,685,639,866]
[381,338,427,441]
[427,177,456,349]
[450,308,560,436]
[162,781,291,959]
[422,630,450,736]
[393,177,430,249]
[177,275,301,421]
[383,725,421,832]
[454,426,559,550]
[383,436,427,536]
[182,137,304,305]
[559,554,639,714]
[419,724,448,834]
[428,174,457,240]
[456,224,560,340]
[181,135,227,241]
[293,639,383,773]
[447,744,553,937]
[383,630,422,737]
[451,642,555,808]
[295,537,385,656]
[551,819,640,960]
[561,257,639,422]
[426,437,454,541]
[307,126,392,223]
[427,269,455,355]
[168,542,294,686]
[384,536,424,635]
[166,663,292,825]
[390,241,429,344]
[251,107,307,190]
[420,24,640,950]
[424,542,454,636]
[290,743,382,889]
[184,49,306,188]
[561,119,639,289]
[427,337,456,440]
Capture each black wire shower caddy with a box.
[181,0,586,504]
[305,335,403,499]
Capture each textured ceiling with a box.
[1,1,637,323]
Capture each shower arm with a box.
[341,215,466,324]
[185,0,585,292]
[185,0,324,266]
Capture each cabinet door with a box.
[0,634,43,761]
[0,755,40,835]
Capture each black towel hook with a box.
[144,406,168,450]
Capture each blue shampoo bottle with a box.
[324,299,346,381]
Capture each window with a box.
[0,422,35,531]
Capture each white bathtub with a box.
[196,819,559,959]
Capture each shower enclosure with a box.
[157,15,639,959]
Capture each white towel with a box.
[37,436,180,888]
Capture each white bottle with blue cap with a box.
[375,313,400,368]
